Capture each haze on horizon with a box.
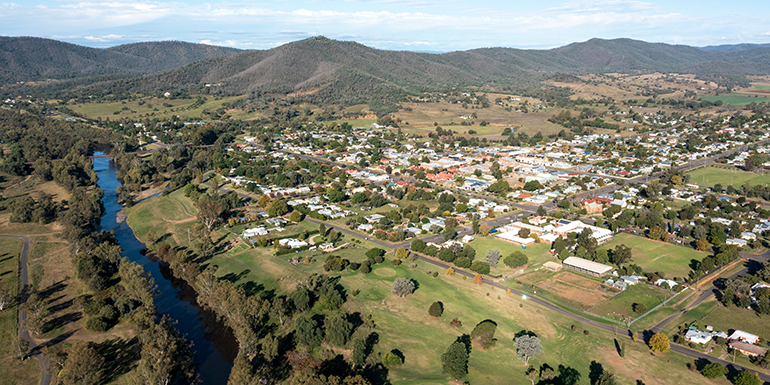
[1,0,769,51]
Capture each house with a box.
[319,243,335,251]
[583,201,603,214]
[619,276,641,285]
[563,257,613,277]
[278,238,309,249]
[242,227,268,238]
[357,224,374,232]
[509,222,547,236]
[266,217,288,226]
[741,231,757,240]
[365,214,386,223]
[726,238,748,247]
[685,329,714,345]
[728,330,760,344]
[729,340,768,357]
[655,279,678,289]
[542,261,562,271]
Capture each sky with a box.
[2,0,770,51]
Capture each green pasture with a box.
[700,94,769,106]
[67,95,250,120]
[665,297,770,342]
[599,233,706,279]
[589,284,672,322]
[686,166,770,188]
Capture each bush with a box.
[86,316,111,332]
[392,277,416,297]
[360,261,372,274]
[382,351,404,367]
[632,302,647,314]
[391,258,402,266]
[428,301,444,317]
[699,362,727,379]
[504,252,528,268]
[471,261,491,274]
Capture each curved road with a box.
[0,235,51,385]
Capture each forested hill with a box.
[0,37,241,84]
[5,36,770,105]
[130,36,770,95]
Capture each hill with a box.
[0,37,241,83]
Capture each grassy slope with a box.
[127,190,738,384]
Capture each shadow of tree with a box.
[98,337,141,383]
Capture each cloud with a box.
[84,34,126,42]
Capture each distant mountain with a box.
[700,43,770,52]
[129,37,770,96]
[5,36,770,108]
[0,37,241,84]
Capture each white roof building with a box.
[728,330,760,344]
[495,231,536,246]
[553,220,613,244]
[563,257,613,277]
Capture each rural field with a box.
[665,297,770,343]
[686,166,770,189]
[700,94,770,106]
[67,95,252,121]
[588,284,673,322]
[599,233,707,280]
[127,188,735,384]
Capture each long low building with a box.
[553,220,613,244]
[563,256,613,277]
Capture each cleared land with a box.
[686,166,770,188]
[533,270,612,310]
[128,190,731,384]
[589,284,673,322]
[599,233,707,280]
[700,94,770,106]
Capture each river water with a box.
[94,155,236,385]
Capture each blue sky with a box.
[2,0,769,51]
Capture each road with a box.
[0,235,51,385]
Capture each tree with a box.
[395,247,409,260]
[429,301,444,318]
[441,340,469,380]
[504,252,528,268]
[411,239,426,253]
[324,312,352,347]
[537,206,547,216]
[478,223,490,236]
[526,366,538,385]
[267,200,289,217]
[732,370,761,385]
[595,371,618,385]
[648,333,670,353]
[392,278,415,297]
[471,261,491,274]
[0,283,13,311]
[196,195,223,231]
[471,320,497,349]
[559,199,572,210]
[136,317,197,385]
[443,226,458,241]
[290,210,303,222]
[295,314,324,347]
[695,238,710,251]
[351,338,367,368]
[611,244,632,267]
[700,362,727,379]
[648,225,665,241]
[473,274,483,284]
[60,341,104,385]
[632,302,647,314]
[382,351,404,367]
[518,228,531,238]
[514,335,542,365]
[486,248,501,267]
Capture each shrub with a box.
[471,261,491,274]
[86,316,110,332]
[382,351,404,367]
[392,278,416,297]
[428,301,444,317]
[504,252,528,268]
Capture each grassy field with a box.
[126,188,744,384]
[686,166,770,188]
[0,237,42,385]
[589,284,672,322]
[466,237,553,277]
[599,233,707,280]
[700,94,770,106]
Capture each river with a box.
[94,155,236,385]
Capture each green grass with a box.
[686,166,770,188]
[128,191,734,384]
[589,284,672,322]
[0,237,42,385]
[68,95,250,120]
[700,94,770,106]
[599,233,707,279]
[750,84,770,90]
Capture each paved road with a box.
[0,235,51,385]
